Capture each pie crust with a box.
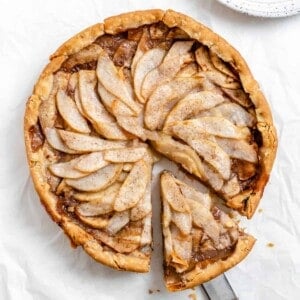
[24,9,277,289]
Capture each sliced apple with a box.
[215,137,258,163]
[114,160,150,212]
[160,172,189,213]
[96,47,141,115]
[152,133,207,181]
[171,117,250,140]
[49,158,88,179]
[58,130,127,152]
[133,48,166,103]
[172,211,192,236]
[56,89,90,134]
[131,181,151,221]
[73,151,108,173]
[164,91,224,130]
[77,215,108,229]
[65,163,123,192]
[106,210,130,235]
[141,41,194,100]
[44,127,78,154]
[144,77,202,130]
[73,181,121,202]
[104,147,146,163]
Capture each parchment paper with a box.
[1,0,300,299]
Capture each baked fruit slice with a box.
[160,171,255,291]
[24,9,276,277]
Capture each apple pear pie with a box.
[24,9,277,290]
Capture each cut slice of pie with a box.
[160,171,255,291]
[24,9,276,280]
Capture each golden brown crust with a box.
[162,9,277,218]
[104,9,164,34]
[24,9,276,275]
[166,235,256,292]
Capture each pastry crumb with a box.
[258,208,263,213]
[148,289,160,294]
[148,289,153,294]
[188,293,197,300]
[267,242,274,248]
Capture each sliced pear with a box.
[215,137,258,163]
[176,180,211,209]
[116,115,147,141]
[104,147,146,163]
[195,46,214,72]
[188,139,231,180]
[222,88,252,108]
[163,199,172,228]
[74,84,86,117]
[58,130,127,152]
[77,215,108,229]
[172,211,192,236]
[202,162,224,191]
[73,182,121,202]
[164,91,224,130]
[116,171,128,183]
[65,163,123,192]
[56,89,90,134]
[106,210,130,235]
[133,48,166,103]
[206,71,240,89]
[186,198,221,246]
[78,70,129,140]
[114,160,150,212]
[144,77,202,130]
[172,117,250,140]
[123,163,133,172]
[209,51,237,79]
[140,213,152,246]
[131,181,151,221]
[141,41,194,100]
[96,47,141,115]
[94,231,139,253]
[198,102,255,127]
[160,172,189,213]
[74,151,108,173]
[76,198,114,216]
[176,62,198,77]
[44,128,78,154]
[221,175,240,197]
[152,134,207,181]
[39,72,69,131]
[67,72,78,92]
[49,158,88,179]
[131,28,150,74]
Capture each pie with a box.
[24,9,277,291]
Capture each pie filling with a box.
[28,20,262,275]
[160,171,244,289]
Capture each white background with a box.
[1,0,300,299]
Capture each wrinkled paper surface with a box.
[1,0,300,299]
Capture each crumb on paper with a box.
[148,289,160,295]
[258,208,263,213]
[188,292,197,300]
[267,242,274,248]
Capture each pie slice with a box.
[160,171,255,291]
[24,9,276,283]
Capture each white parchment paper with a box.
[1,0,300,299]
